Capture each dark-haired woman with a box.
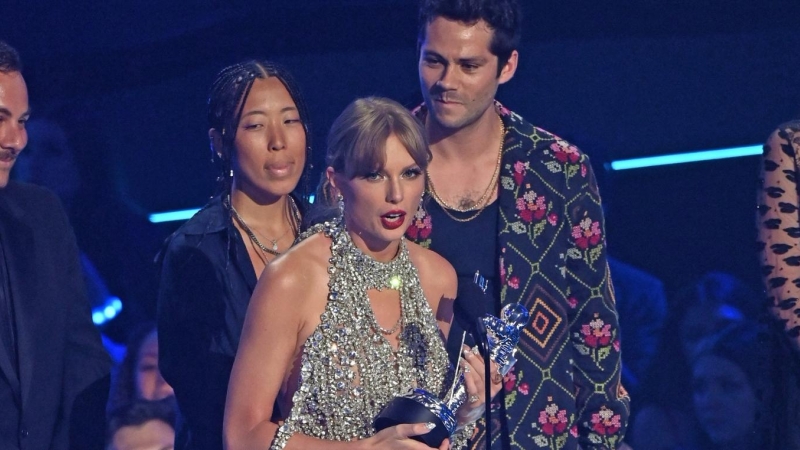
[157,60,312,450]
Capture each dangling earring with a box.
[337,193,345,217]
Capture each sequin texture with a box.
[270,218,451,448]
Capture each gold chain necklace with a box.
[228,196,300,257]
[426,114,505,223]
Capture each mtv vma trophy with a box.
[375,272,530,447]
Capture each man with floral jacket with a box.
[406,1,629,449]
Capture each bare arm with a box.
[224,242,447,450]
[415,245,457,340]
[223,253,312,450]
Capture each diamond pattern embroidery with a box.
[518,286,565,362]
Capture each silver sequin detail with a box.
[270,218,452,448]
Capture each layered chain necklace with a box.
[228,196,300,257]
[426,113,505,223]
[333,218,408,336]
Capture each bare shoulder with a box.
[406,241,456,294]
[254,232,331,302]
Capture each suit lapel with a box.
[0,189,39,408]
[496,137,527,309]
[0,193,24,401]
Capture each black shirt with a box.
[426,199,499,364]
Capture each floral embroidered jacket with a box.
[407,103,630,450]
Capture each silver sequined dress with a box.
[269,219,456,449]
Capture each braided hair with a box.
[207,60,312,203]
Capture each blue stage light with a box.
[148,194,317,223]
[92,296,123,326]
[149,145,761,222]
[148,208,200,223]
[608,144,762,171]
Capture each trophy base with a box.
[374,397,450,447]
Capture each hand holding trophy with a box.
[375,279,530,447]
[480,302,530,379]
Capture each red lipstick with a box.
[380,210,406,230]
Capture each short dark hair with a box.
[106,398,177,445]
[0,41,22,73]
[417,0,522,74]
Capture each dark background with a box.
[3,0,800,331]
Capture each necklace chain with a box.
[332,219,407,336]
[376,315,402,336]
[254,224,292,251]
[426,113,505,223]
[228,196,300,257]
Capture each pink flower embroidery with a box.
[507,276,520,290]
[503,368,517,392]
[513,161,526,185]
[538,397,568,436]
[581,313,612,348]
[567,296,578,309]
[571,217,602,250]
[591,406,621,436]
[406,207,432,240]
[581,164,587,177]
[518,382,529,395]
[547,212,558,226]
[613,339,621,352]
[516,191,547,223]
[550,140,580,164]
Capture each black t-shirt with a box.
[426,199,499,364]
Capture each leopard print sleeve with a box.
[758,120,800,352]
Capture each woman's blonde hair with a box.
[320,97,430,205]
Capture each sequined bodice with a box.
[271,219,450,446]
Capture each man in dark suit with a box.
[0,40,111,450]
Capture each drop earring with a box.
[337,193,345,216]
